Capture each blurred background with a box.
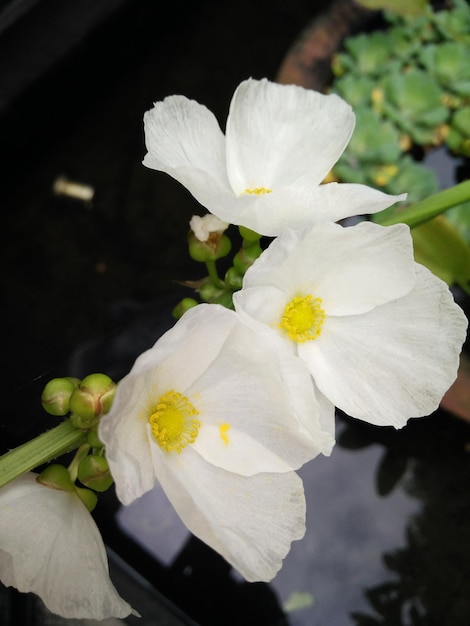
[1,1,470,625]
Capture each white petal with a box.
[299,265,468,427]
[240,222,416,315]
[189,317,335,473]
[150,445,306,582]
[101,304,333,500]
[309,182,407,223]
[226,78,355,192]
[143,94,230,190]
[0,473,134,620]
[234,285,291,330]
[130,303,238,385]
[99,366,155,505]
[310,222,415,313]
[219,183,406,238]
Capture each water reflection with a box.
[340,411,470,626]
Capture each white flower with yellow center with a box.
[142,78,405,237]
[99,304,335,582]
[233,221,468,428]
[0,472,135,620]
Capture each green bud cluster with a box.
[42,374,116,427]
[173,224,266,316]
[68,374,116,429]
[36,373,118,507]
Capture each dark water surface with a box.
[2,1,470,625]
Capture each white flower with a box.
[0,472,135,620]
[233,221,468,428]
[143,78,405,236]
[99,304,335,582]
[189,213,229,242]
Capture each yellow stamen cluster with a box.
[149,390,200,453]
[243,187,272,195]
[280,294,326,342]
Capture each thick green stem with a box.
[375,180,470,228]
[0,420,87,489]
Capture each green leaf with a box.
[354,0,429,17]
[411,216,470,290]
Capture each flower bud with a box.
[188,231,231,262]
[77,454,114,492]
[87,424,105,449]
[37,464,74,492]
[224,267,243,290]
[213,291,234,309]
[189,214,228,241]
[41,377,80,416]
[199,282,224,302]
[172,297,199,319]
[69,412,92,430]
[233,241,262,275]
[238,225,261,242]
[74,486,98,512]
[69,374,116,427]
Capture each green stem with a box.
[205,260,224,289]
[0,420,87,489]
[374,180,470,228]
[68,443,91,483]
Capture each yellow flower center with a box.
[243,187,272,195]
[149,390,200,453]
[280,294,326,342]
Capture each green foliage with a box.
[446,106,470,157]
[353,0,429,17]
[419,41,470,97]
[329,0,470,288]
[378,70,449,143]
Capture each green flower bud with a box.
[188,232,231,262]
[77,454,114,492]
[213,291,234,309]
[87,424,105,449]
[69,412,92,430]
[233,241,262,275]
[37,464,74,492]
[238,225,261,243]
[224,266,244,290]
[41,377,80,416]
[199,282,224,302]
[172,297,199,319]
[69,374,116,427]
[75,486,98,512]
